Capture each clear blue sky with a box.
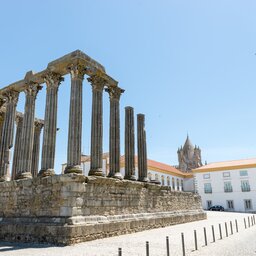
[0,0,255,173]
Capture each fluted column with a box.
[0,108,5,150]
[106,86,124,179]
[11,114,23,180]
[137,114,149,182]
[16,82,41,180]
[31,121,44,177]
[65,64,86,174]
[39,72,63,177]
[0,90,19,182]
[124,106,136,180]
[88,75,106,176]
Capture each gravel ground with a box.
[0,211,256,256]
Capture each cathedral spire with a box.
[177,135,203,172]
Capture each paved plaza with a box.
[0,211,255,256]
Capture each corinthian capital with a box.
[34,120,44,131]
[3,90,19,105]
[68,64,86,80]
[44,71,64,90]
[87,75,106,91]
[105,86,125,101]
[15,114,23,126]
[24,82,42,98]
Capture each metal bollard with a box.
[146,241,149,256]
[235,219,238,233]
[225,222,228,237]
[204,227,207,246]
[166,236,170,256]
[230,221,233,235]
[219,223,222,239]
[118,248,122,256]
[248,216,251,228]
[181,233,185,256]
[244,218,247,229]
[194,230,198,251]
[211,225,215,242]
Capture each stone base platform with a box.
[0,174,206,245]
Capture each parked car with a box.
[208,205,224,211]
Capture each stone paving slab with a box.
[0,211,255,256]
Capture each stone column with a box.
[39,72,63,177]
[31,121,44,177]
[88,75,106,176]
[16,82,41,180]
[11,114,23,180]
[65,64,86,174]
[0,90,19,182]
[106,86,124,179]
[124,106,136,180]
[137,114,149,182]
[0,108,5,150]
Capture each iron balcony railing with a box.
[241,186,250,192]
[224,187,233,193]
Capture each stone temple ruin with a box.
[0,50,206,245]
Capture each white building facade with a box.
[193,158,256,213]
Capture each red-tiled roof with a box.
[193,158,256,172]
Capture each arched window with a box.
[161,175,165,185]
[167,176,170,186]
[148,172,152,181]
[172,177,175,190]
[177,178,180,191]
[181,180,184,191]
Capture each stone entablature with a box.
[0,174,205,244]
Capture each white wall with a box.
[195,167,256,212]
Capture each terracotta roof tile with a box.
[193,158,256,172]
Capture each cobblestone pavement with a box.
[0,211,255,256]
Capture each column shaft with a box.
[16,83,41,180]
[106,87,124,179]
[65,64,85,174]
[124,106,136,180]
[31,121,43,177]
[0,91,19,182]
[0,109,5,153]
[88,75,105,176]
[40,72,63,176]
[137,114,149,182]
[11,115,23,180]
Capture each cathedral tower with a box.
[177,135,202,172]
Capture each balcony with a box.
[204,189,212,194]
[241,186,250,192]
[224,187,233,193]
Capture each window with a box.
[240,170,248,177]
[181,180,184,191]
[161,175,165,186]
[223,172,230,178]
[224,182,233,192]
[244,199,252,210]
[172,178,175,190]
[177,179,180,191]
[204,183,212,193]
[203,173,210,179]
[207,200,212,209]
[167,176,170,187]
[241,180,250,192]
[227,200,234,210]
